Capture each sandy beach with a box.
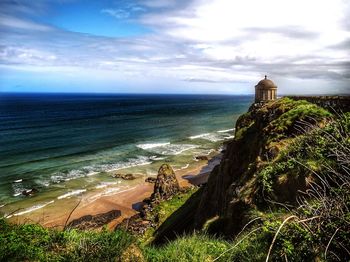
[8,154,221,230]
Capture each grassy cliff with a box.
[1,97,349,261]
[148,97,350,261]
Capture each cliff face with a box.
[194,97,333,235]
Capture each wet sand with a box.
[8,155,221,230]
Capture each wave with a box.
[99,156,153,172]
[137,142,170,150]
[203,149,216,156]
[150,156,166,161]
[11,182,27,197]
[94,181,120,189]
[174,164,190,171]
[217,128,235,133]
[51,169,96,184]
[189,133,211,139]
[50,156,153,184]
[86,186,138,203]
[138,142,197,156]
[101,186,138,198]
[57,189,86,200]
[189,133,224,142]
[190,130,236,142]
[35,179,50,187]
[6,200,55,218]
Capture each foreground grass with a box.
[0,213,321,262]
[0,219,134,262]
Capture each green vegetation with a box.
[153,188,197,224]
[0,220,134,262]
[141,187,198,243]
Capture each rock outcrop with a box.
[150,164,180,201]
[116,164,180,235]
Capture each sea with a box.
[0,93,252,218]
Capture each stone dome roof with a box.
[255,76,277,89]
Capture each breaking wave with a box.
[57,189,86,200]
[137,142,197,155]
[6,200,55,218]
[217,128,235,133]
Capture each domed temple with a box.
[255,75,277,103]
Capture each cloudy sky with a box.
[0,0,349,94]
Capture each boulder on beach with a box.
[151,164,180,201]
[112,173,136,180]
[22,188,38,196]
[145,177,157,183]
[195,155,209,161]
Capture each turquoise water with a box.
[0,93,252,215]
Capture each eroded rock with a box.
[151,164,180,201]
[112,173,136,180]
[145,177,157,183]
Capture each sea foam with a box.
[6,200,55,218]
[137,142,170,150]
[50,156,153,184]
[189,133,224,142]
[174,164,190,171]
[57,189,86,200]
[217,128,235,133]
[99,156,152,172]
[137,142,197,155]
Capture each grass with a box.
[153,188,198,224]
[143,233,231,262]
[141,187,198,244]
[0,219,134,262]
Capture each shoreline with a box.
[6,152,222,230]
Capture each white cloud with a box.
[0,0,349,94]
[0,14,52,31]
[101,8,130,19]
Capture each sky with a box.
[0,0,349,95]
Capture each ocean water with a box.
[0,93,252,216]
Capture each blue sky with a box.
[0,0,349,94]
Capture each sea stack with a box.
[151,164,180,201]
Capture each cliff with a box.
[153,96,350,260]
[194,97,334,233]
